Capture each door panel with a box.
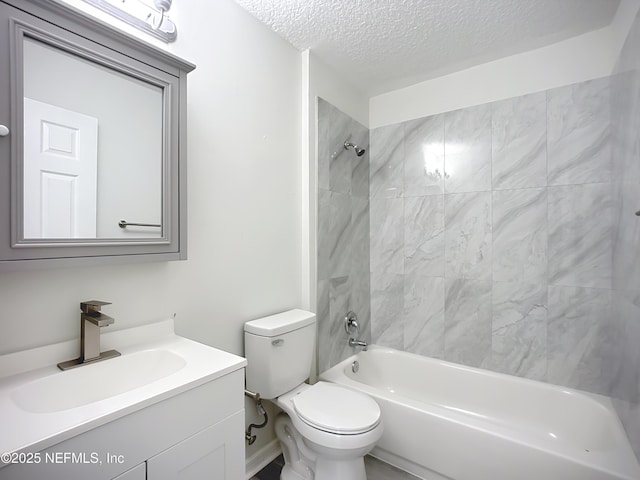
[23,97,98,238]
[146,412,244,480]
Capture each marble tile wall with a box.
[315,47,638,454]
[370,76,617,396]
[610,8,640,459]
[317,98,371,372]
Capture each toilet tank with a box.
[244,309,316,399]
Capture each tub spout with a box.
[349,338,368,351]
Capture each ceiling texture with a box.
[232,0,621,96]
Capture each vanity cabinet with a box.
[0,370,245,480]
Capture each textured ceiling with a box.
[232,0,620,95]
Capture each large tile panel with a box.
[548,183,612,288]
[444,104,492,193]
[492,188,547,284]
[403,274,445,358]
[318,98,352,192]
[370,196,404,275]
[444,278,492,367]
[547,78,611,186]
[403,114,445,196]
[444,191,492,281]
[491,280,547,380]
[370,123,404,199]
[404,195,445,277]
[547,285,614,395]
[371,272,404,349]
[492,92,547,190]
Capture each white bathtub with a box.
[320,346,640,480]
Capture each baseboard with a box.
[245,439,282,480]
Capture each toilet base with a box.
[274,413,369,480]
[280,465,306,480]
[313,456,366,480]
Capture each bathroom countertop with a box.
[0,319,246,463]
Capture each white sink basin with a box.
[0,319,247,459]
[11,349,186,413]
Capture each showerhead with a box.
[344,140,366,157]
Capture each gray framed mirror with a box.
[0,0,195,269]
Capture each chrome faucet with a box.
[57,301,121,370]
[345,311,368,351]
[349,338,368,350]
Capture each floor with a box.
[252,454,421,480]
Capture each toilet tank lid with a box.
[244,309,316,337]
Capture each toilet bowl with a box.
[274,383,383,480]
[244,310,383,480]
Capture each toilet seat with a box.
[291,382,381,435]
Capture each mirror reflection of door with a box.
[22,36,163,241]
[23,98,98,239]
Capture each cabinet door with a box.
[112,463,146,480]
[146,411,244,480]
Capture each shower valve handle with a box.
[345,311,359,335]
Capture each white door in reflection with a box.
[23,98,98,238]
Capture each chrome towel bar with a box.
[118,220,161,228]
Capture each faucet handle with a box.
[344,311,359,335]
[80,300,111,314]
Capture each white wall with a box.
[369,24,623,128]
[306,51,369,129]
[0,0,302,464]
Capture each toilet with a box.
[244,309,383,480]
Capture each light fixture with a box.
[81,0,178,42]
[149,0,172,30]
